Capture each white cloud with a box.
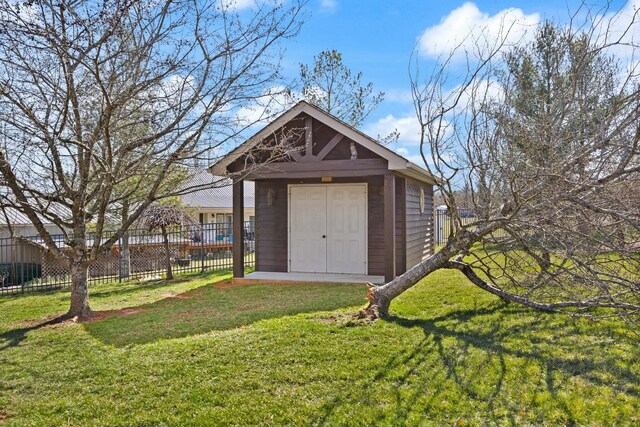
[364,113,422,146]
[396,147,427,166]
[445,78,504,113]
[383,89,413,104]
[593,0,640,61]
[219,0,255,10]
[418,2,539,59]
[319,0,337,13]
[235,85,297,127]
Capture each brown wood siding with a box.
[405,178,434,269]
[227,115,308,172]
[255,180,289,272]
[395,177,406,274]
[311,119,380,160]
[322,136,379,160]
[365,176,385,276]
[310,118,338,156]
[255,176,385,276]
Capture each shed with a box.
[211,101,436,284]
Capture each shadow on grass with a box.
[0,316,69,352]
[317,303,640,426]
[85,282,367,347]
[87,276,194,299]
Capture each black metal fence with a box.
[434,208,478,245]
[434,207,509,245]
[0,222,255,296]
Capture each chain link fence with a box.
[0,222,255,296]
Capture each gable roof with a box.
[210,101,437,185]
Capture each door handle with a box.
[322,235,326,238]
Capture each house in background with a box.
[212,101,436,284]
[0,205,66,239]
[180,170,255,234]
[0,206,68,288]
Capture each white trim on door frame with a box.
[287,183,368,274]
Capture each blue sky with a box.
[265,0,635,163]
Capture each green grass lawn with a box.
[1,269,639,426]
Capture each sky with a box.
[246,0,636,164]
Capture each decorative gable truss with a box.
[211,101,436,185]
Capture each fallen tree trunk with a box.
[362,231,481,319]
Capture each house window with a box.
[198,213,205,224]
[214,213,233,236]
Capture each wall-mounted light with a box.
[267,187,276,206]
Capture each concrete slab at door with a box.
[326,185,367,274]
[289,186,327,273]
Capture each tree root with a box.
[58,308,95,323]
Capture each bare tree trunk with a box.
[162,225,173,280]
[68,260,92,320]
[363,234,477,319]
[66,225,92,319]
[120,234,131,279]
[120,201,131,279]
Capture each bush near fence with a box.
[0,222,255,295]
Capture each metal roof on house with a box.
[179,169,255,209]
[0,203,68,226]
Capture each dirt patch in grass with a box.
[210,279,234,289]
[85,282,368,346]
[88,307,145,323]
[161,291,192,299]
[317,313,373,327]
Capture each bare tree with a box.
[136,204,200,280]
[365,5,640,322]
[0,0,304,319]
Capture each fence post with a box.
[200,225,205,273]
[11,237,16,292]
[20,239,24,294]
[118,235,122,283]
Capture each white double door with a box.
[289,184,367,274]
